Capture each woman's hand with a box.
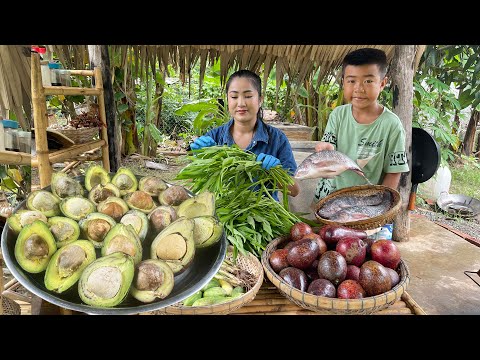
[257,153,281,170]
[190,135,217,150]
[315,141,334,152]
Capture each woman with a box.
[189,69,300,199]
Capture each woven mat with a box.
[228,279,426,315]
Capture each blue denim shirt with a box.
[205,119,297,201]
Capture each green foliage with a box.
[449,158,480,200]
[0,165,31,205]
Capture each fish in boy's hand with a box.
[294,150,370,183]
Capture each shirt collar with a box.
[222,118,270,146]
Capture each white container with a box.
[40,60,51,87]
[418,165,452,201]
[0,120,5,151]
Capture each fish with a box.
[294,150,371,183]
[317,192,386,219]
[320,192,393,222]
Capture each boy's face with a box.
[342,64,387,110]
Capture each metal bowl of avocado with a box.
[1,173,227,315]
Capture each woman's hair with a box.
[225,69,264,122]
[342,48,388,78]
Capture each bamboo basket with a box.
[261,235,410,315]
[314,185,402,230]
[155,247,264,315]
[49,127,99,144]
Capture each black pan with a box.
[408,127,441,210]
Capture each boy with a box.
[313,47,409,204]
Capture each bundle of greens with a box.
[175,145,301,258]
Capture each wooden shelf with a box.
[0,150,31,165]
[31,140,105,167]
[31,52,110,187]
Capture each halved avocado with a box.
[7,210,48,235]
[50,172,84,200]
[176,191,215,218]
[120,210,149,242]
[84,165,111,192]
[101,223,143,265]
[130,259,174,303]
[138,176,167,197]
[78,252,134,308]
[158,185,190,206]
[47,216,81,248]
[26,190,61,217]
[147,205,177,234]
[150,217,195,274]
[59,196,96,221]
[88,183,121,205]
[44,240,96,293]
[97,196,129,222]
[14,220,57,273]
[192,216,223,248]
[111,167,138,196]
[123,190,156,214]
[78,212,116,249]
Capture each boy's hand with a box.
[190,135,216,150]
[257,153,281,170]
[315,142,335,152]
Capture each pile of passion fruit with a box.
[8,165,222,308]
[269,222,403,300]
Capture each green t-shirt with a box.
[314,104,409,202]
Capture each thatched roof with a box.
[0,45,425,128]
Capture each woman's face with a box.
[227,77,263,124]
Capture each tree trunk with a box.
[88,45,121,172]
[462,109,479,156]
[390,45,416,242]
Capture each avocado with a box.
[47,216,81,248]
[158,185,190,206]
[44,240,96,293]
[88,183,120,205]
[7,210,48,235]
[101,223,143,265]
[138,176,167,197]
[147,205,177,234]
[78,252,134,307]
[120,209,149,242]
[84,165,111,192]
[78,212,116,248]
[123,190,156,214]
[176,191,215,218]
[15,220,57,273]
[111,167,138,196]
[50,172,84,199]
[96,196,129,222]
[192,215,223,248]
[130,259,175,303]
[26,190,61,217]
[59,196,96,221]
[150,217,195,274]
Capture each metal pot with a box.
[436,192,480,218]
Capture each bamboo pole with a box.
[48,140,105,164]
[94,67,110,172]
[0,150,31,165]
[401,291,427,315]
[68,70,94,76]
[44,86,101,96]
[31,52,52,188]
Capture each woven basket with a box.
[314,185,402,230]
[50,127,99,144]
[155,246,264,315]
[1,296,21,315]
[261,235,410,315]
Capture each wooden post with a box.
[390,45,416,242]
[94,67,110,172]
[31,52,52,188]
[88,45,120,172]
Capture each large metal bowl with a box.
[1,175,227,315]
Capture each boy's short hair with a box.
[342,48,388,78]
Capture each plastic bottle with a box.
[3,120,19,152]
[48,63,62,86]
[0,120,5,151]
